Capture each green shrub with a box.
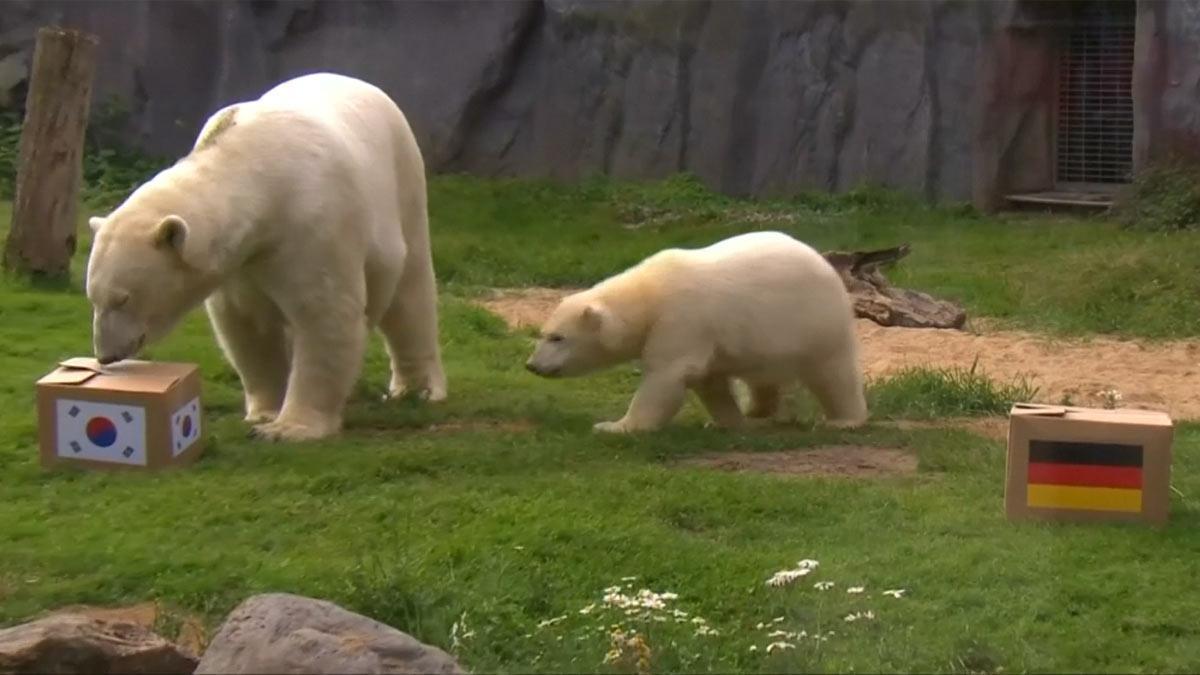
[0,103,167,209]
[1112,161,1200,231]
[867,358,1039,420]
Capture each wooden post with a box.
[3,26,99,279]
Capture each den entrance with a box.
[1005,0,1136,212]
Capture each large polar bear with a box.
[85,73,446,441]
[525,231,868,433]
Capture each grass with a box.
[1,169,1199,673]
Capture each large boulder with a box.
[194,593,463,675]
[0,612,198,674]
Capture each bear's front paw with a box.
[249,418,337,442]
[593,420,632,434]
[387,382,448,404]
[244,409,279,424]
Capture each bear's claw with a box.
[248,418,335,442]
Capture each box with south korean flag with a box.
[36,357,204,470]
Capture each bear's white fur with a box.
[85,72,446,441]
[525,231,868,433]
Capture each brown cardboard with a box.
[36,358,204,471]
[1005,402,1173,526]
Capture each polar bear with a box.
[84,72,446,441]
[525,231,868,433]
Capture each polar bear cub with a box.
[84,73,446,441]
[525,231,868,433]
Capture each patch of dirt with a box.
[475,287,583,330]
[474,288,1200,420]
[673,446,917,478]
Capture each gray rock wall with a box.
[1,0,1197,205]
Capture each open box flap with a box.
[1010,402,1172,426]
[38,357,188,393]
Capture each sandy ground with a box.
[475,287,1200,421]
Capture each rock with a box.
[0,612,198,674]
[194,593,463,675]
[0,0,1195,203]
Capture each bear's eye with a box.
[547,334,564,343]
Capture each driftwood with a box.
[821,243,967,330]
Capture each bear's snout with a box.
[525,360,559,377]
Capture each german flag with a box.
[1026,440,1143,513]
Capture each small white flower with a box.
[844,613,858,623]
[767,630,792,638]
[536,615,567,629]
[766,568,813,587]
[766,641,796,654]
[814,581,835,591]
[691,616,707,624]
[755,622,765,630]
[513,545,525,551]
[579,603,596,615]
[621,576,638,581]
[796,559,820,569]
[772,616,785,624]
[749,645,759,652]
[883,589,906,599]
[847,586,865,594]
[843,611,875,622]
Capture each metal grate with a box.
[1055,1,1135,185]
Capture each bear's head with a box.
[85,211,221,364]
[526,294,629,378]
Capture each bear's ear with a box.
[153,215,189,253]
[581,303,606,330]
[88,216,106,233]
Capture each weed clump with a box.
[1113,161,1200,231]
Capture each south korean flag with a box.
[56,399,148,466]
[171,397,201,457]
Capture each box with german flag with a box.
[1005,403,1173,526]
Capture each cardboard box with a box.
[1005,403,1173,526]
[36,357,204,471]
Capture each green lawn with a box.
[1,176,1198,673]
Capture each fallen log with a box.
[821,243,967,330]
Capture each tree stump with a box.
[3,26,99,279]
[822,243,968,329]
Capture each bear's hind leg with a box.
[694,375,745,429]
[379,257,447,403]
[205,290,290,424]
[800,349,868,428]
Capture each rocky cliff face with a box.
[1,0,1196,204]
